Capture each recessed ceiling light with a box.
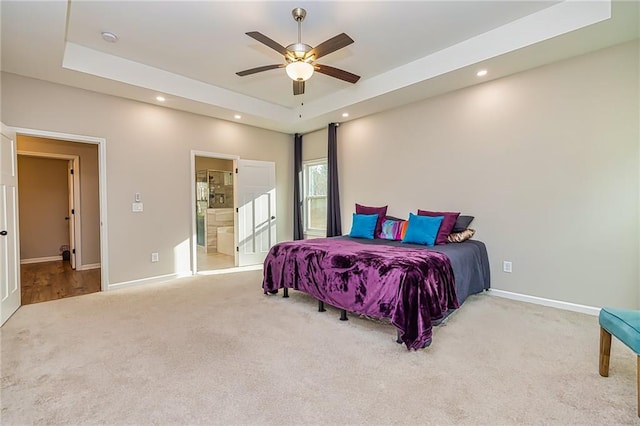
[156,96,165,102]
[342,113,349,118]
[101,31,118,43]
[476,69,488,77]
[234,114,242,120]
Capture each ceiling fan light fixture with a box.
[286,61,314,81]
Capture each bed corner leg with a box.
[283,288,289,298]
[340,310,348,321]
[318,300,326,312]
[396,329,403,344]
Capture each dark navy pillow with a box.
[452,215,474,233]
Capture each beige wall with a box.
[301,129,328,162]
[17,156,69,259]
[1,73,293,285]
[17,136,101,265]
[336,41,639,309]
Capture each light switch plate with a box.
[132,202,143,212]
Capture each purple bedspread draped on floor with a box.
[262,238,458,350]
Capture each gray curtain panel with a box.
[326,123,342,237]
[293,133,304,240]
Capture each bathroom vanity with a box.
[206,208,234,254]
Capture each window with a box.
[303,159,327,236]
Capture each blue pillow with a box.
[401,213,444,246]
[349,213,379,239]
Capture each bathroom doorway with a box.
[193,154,237,272]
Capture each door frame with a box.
[190,150,239,274]
[17,151,81,269]
[12,127,109,291]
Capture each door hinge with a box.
[236,246,239,252]
[72,249,76,254]
[235,207,238,213]
[70,169,74,175]
[235,168,238,174]
[71,209,75,214]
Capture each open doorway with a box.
[194,154,237,272]
[17,135,101,304]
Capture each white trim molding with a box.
[77,263,100,271]
[12,127,109,291]
[190,150,240,275]
[488,289,600,316]
[18,150,83,269]
[20,256,61,264]
[108,271,192,291]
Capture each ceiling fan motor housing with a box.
[286,43,312,61]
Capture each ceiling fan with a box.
[236,7,360,96]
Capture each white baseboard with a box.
[196,264,263,276]
[107,271,193,291]
[77,263,101,271]
[488,289,600,316]
[20,256,61,264]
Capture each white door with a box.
[1,123,21,325]
[236,159,276,267]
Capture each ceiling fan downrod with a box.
[289,8,310,60]
[292,7,306,30]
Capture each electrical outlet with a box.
[503,261,512,273]
[151,252,159,262]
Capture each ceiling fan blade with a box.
[245,31,289,56]
[293,80,305,96]
[236,64,285,77]
[314,64,360,84]
[308,33,354,60]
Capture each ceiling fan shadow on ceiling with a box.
[236,7,360,96]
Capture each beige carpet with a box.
[1,269,637,425]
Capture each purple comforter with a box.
[262,238,458,350]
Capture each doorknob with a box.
[271,216,276,220]
[0,230,7,236]
[65,217,70,220]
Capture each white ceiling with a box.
[1,1,638,134]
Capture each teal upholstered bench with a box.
[599,307,640,417]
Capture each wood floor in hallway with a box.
[20,261,101,305]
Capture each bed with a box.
[262,236,490,350]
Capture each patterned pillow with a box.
[447,228,475,243]
[379,218,407,241]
